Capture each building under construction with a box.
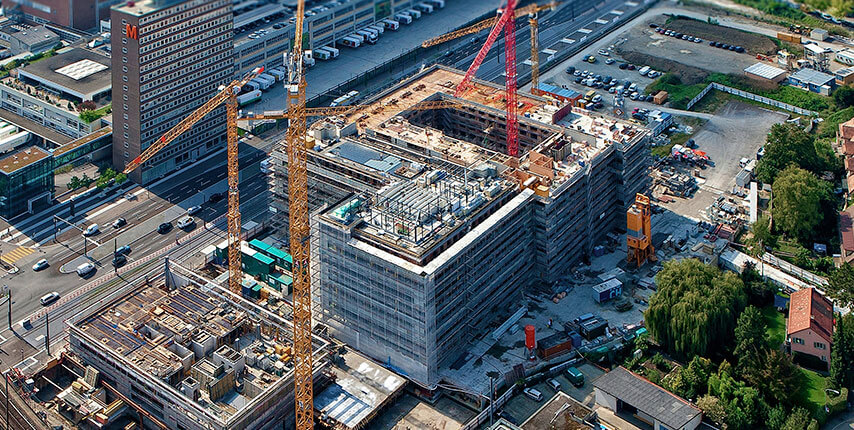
[67,260,330,430]
[267,65,650,388]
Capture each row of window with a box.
[140,8,229,48]
[140,27,231,65]
[141,49,232,98]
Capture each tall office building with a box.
[111,0,233,184]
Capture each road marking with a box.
[560,38,576,44]
[610,9,624,15]
[594,18,609,24]
[625,1,638,5]
[0,247,33,265]
[578,28,592,34]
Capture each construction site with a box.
[263,65,651,389]
[64,259,330,430]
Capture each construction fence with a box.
[686,82,819,116]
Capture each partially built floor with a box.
[269,65,650,388]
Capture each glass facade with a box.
[0,153,54,219]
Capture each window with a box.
[122,76,128,82]
[124,152,129,158]
[123,66,128,73]
[792,337,805,345]
[123,85,128,92]
[122,47,128,54]
[822,355,827,361]
[815,342,826,350]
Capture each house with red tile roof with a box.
[787,288,834,369]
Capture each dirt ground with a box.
[371,393,476,430]
[663,17,779,55]
[615,15,761,83]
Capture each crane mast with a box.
[529,11,539,94]
[284,0,314,425]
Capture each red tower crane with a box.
[455,0,519,157]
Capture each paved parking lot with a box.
[500,363,605,425]
[619,16,759,77]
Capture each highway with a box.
[0,134,276,348]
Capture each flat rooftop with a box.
[521,392,594,430]
[114,0,180,16]
[0,145,50,174]
[15,48,111,101]
[69,262,331,425]
[315,349,406,429]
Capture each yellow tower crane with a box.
[123,67,264,295]
[422,1,559,95]
[125,68,458,430]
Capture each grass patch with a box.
[706,73,831,112]
[79,103,111,123]
[645,74,707,109]
[651,142,675,158]
[761,305,786,348]
[796,368,828,419]
[818,106,854,139]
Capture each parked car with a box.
[83,224,99,236]
[605,58,615,65]
[112,218,127,229]
[627,64,636,70]
[40,292,60,306]
[597,49,609,56]
[547,378,561,391]
[566,367,585,387]
[158,222,173,234]
[565,66,576,74]
[523,388,543,401]
[115,245,131,256]
[618,63,628,69]
[32,259,48,271]
[76,262,95,277]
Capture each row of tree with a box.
[647,259,819,429]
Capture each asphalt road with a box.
[447,0,646,85]
[0,135,275,342]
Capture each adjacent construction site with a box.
[267,65,651,388]
[65,260,330,430]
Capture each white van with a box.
[407,8,422,19]
[40,292,60,306]
[83,224,99,236]
[394,13,412,24]
[523,388,543,401]
[416,3,434,13]
[638,66,651,76]
[76,262,95,276]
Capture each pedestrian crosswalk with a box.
[0,246,33,265]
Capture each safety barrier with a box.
[460,385,517,430]
[686,82,820,116]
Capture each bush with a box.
[827,388,848,415]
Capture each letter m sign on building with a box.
[126,24,139,40]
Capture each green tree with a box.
[734,306,767,375]
[708,364,766,429]
[752,349,800,405]
[756,123,823,184]
[750,214,775,255]
[645,259,747,358]
[771,166,831,242]
[67,176,80,190]
[741,261,774,306]
[767,404,788,430]
[827,264,854,308]
[697,395,727,426]
[664,356,713,400]
[834,85,854,109]
[781,407,811,430]
[831,314,847,389]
